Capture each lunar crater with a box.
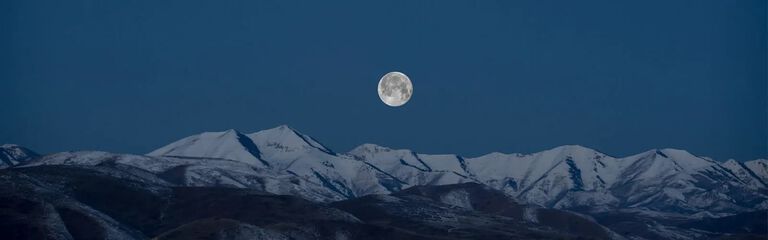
[378,72,413,107]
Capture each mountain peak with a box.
[549,145,597,153]
[631,148,668,158]
[267,124,294,132]
[626,148,717,172]
[0,144,40,169]
[543,145,606,159]
[248,125,334,155]
[636,148,696,159]
[252,125,303,136]
[349,143,393,154]
[191,129,244,139]
[655,148,713,162]
[223,128,241,134]
[660,149,716,163]
[723,159,740,166]
[147,129,267,166]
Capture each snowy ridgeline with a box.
[17,125,768,216]
[0,144,39,168]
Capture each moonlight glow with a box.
[377,72,413,107]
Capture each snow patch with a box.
[438,189,473,210]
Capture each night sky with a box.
[2,0,766,161]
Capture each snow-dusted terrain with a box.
[7,125,767,239]
[135,125,768,217]
[0,144,39,168]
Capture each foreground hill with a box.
[0,163,609,239]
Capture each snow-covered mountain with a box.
[0,164,630,240]
[148,129,269,167]
[740,159,768,184]
[8,125,767,239]
[22,150,355,202]
[147,125,397,200]
[465,146,768,214]
[140,125,768,217]
[16,125,768,216]
[0,144,39,168]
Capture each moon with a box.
[378,72,413,107]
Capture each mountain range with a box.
[2,125,766,239]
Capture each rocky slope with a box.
[0,144,39,168]
[0,163,609,239]
[6,125,767,239]
[141,126,768,217]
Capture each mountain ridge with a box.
[146,126,759,162]
[6,125,768,239]
[12,125,768,216]
[138,125,768,216]
[0,143,40,168]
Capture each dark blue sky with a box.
[2,0,766,160]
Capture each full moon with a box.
[378,72,413,107]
